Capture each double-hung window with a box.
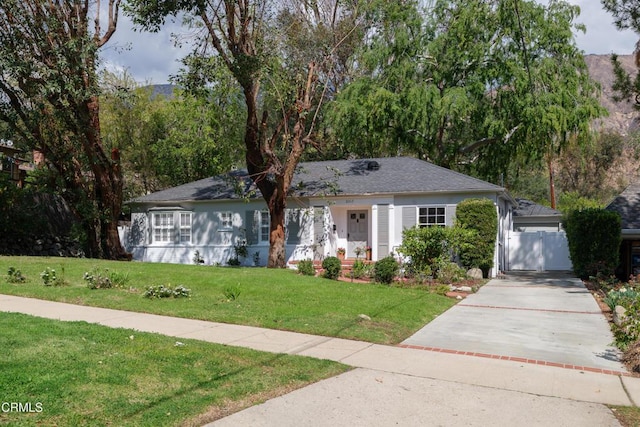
[151,210,193,244]
[220,212,233,230]
[418,207,446,227]
[179,212,192,243]
[259,210,270,243]
[153,213,173,243]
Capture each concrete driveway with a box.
[402,271,625,372]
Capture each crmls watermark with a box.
[1,402,43,413]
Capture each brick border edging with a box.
[396,344,632,377]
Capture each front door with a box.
[347,210,368,258]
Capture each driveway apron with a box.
[402,271,625,372]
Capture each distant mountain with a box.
[142,84,177,99]
[585,54,640,134]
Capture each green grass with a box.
[0,257,456,344]
[610,406,640,426]
[0,312,348,426]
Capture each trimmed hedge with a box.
[455,198,497,275]
[563,208,621,279]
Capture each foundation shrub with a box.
[322,256,342,280]
[564,209,621,279]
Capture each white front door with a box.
[347,210,368,258]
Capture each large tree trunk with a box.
[84,96,128,260]
[267,194,287,267]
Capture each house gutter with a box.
[622,229,640,239]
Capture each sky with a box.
[100,1,640,85]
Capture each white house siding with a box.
[309,195,393,260]
[124,200,313,266]
[122,192,513,275]
[393,193,510,278]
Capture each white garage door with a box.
[508,231,572,271]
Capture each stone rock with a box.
[614,305,627,327]
[358,314,371,321]
[456,295,463,300]
[457,286,473,293]
[467,268,483,279]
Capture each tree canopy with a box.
[0,0,127,259]
[126,0,368,267]
[329,0,604,187]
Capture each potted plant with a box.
[365,246,372,260]
[337,247,346,260]
[354,246,363,259]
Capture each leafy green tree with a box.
[100,68,244,199]
[330,0,603,203]
[126,0,366,267]
[0,0,127,259]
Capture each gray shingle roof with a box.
[513,198,562,218]
[129,157,506,204]
[606,179,640,229]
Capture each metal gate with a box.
[508,231,572,271]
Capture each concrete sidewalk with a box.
[0,276,638,426]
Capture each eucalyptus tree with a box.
[126,0,367,267]
[330,0,603,207]
[0,0,127,259]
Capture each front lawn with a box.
[0,256,456,344]
[0,312,348,426]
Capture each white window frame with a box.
[259,210,270,243]
[418,206,446,228]
[152,212,174,243]
[220,211,233,230]
[179,212,193,243]
[150,210,193,245]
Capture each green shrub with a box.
[144,284,191,299]
[398,225,475,277]
[374,256,399,284]
[455,198,497,275]
[322,256,342,280]
[564,209,621,279]
[436,261,467,283]
[297,259,316,276]
[6,267,25,283]
[351,260,368,279]
[613,301,640,350]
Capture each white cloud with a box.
[99,15,192,85]
[568,0,637,54]
[100,1,640,85]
